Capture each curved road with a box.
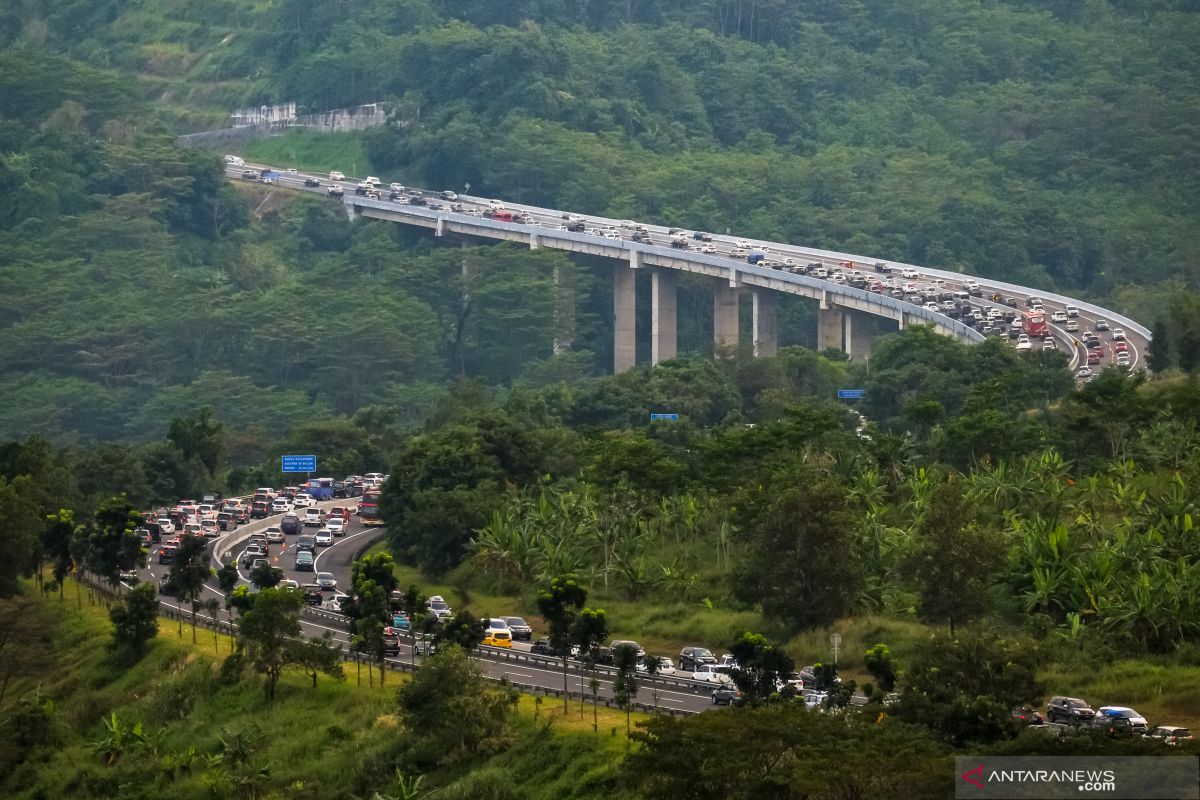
[227,163,1148,377]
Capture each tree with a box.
[167,406,226,476]
[168,535,211,642]
[77,496,145,594]
[728,632,794,705]
[436,608,486,653]
[235,586,304,701]
[344,554,398,686]
[397,584,427,669]
[864,643,897,691]
[290,632,344,688]
[894,630,1042,745]
[42,508,77,600]
[108,582,158,662]
[1147,318,1172,373]
[0,475,42,597]
[612,643,640,734]
[570,606,608,721]
[217,559,240,630]
[395,647,513,768]
[536,574,589,714]
[902,478,1004,634]
[1178,324,1200,375]
[732,479,864,630]
[249,561,283,590]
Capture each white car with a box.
[637,656,675,675]
[1065,319,1079,332]
[1015,335,1032,352]
[264,526,284,543]
[303,508,325,527]
[735,239,751,248]
[1051,311,1069,323]
[315,529,334,547]
[389,182,404,191]
[329,171,345,181]
[1065,305,1079,318]
[291,494,313,508]
[156,518,175,535]
[325,517,345,536]
[602,230,622,239]
[1112,328,1126,341]
[442,190,458,200]
[730,247,748,258]
[224,155,244,166]
[1042,340,1057,351]
[901,268,920,278]
[698,244,717,254]
[619,219,636,228]
[364,176,381,188]
[1076,367,1093,379]
[692,664,732,684]
[270,499,291,514]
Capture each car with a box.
[1012,706,1045,726]
[315,571,337,591]
[326,517,345,536]
[270,498,291,514]
[1015,338,1032,352]
[1095,319,1110,331]
[1116,352,1131,367]
[605,640,645,662]
[302,584,324,605]
[329,506,352,523]
[531,637,554,656]
[158,543,178,564]
[1065,305,1079,318]
[294,551,315,571]
[216,512,235,531]
[156,518,175,535]
[1091,706,1148,734]
[1051,311,1069,323]
[503,616,533,640]
[329,171,345,181]
[679,646,717,672]
[1087,350,1102,365]
[264,526,284,543]
[483,629,513,648]
[637,656,675,675]
[712,685,742,705]
[1113,340,1129,353]
[426,596,452,619]
[693,663,733,683]
[1047,696,1096,725]
[315,529,333,547]
[391,611,411,631]
[1042,340,1057,351]
[1112,328,1126,341]
[281,513,301,535]
[241,169,260,180]
[304,178,320,187]
[803,689,829,710]
[240,545,266,567]
[901,268,920,279]
[327,186,344,198]
[1075,366,1093,379]
[303,508,325,527]
[442,190,458,200]
[200,520,219,538]
[1145,726,1194,745]
[292,493,313,508]
[247,534,268,551]
[296,534,316,553]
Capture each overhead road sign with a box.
[281,455,317,473]
[650,413,680,421]
[837,389,865,400]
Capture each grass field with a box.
[240,132,370,176]
[0,578,630,800]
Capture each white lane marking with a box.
[313,527,380,571]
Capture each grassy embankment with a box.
[370,545,1200,730]
[0,578,635,800]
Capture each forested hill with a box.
[1,1,1198,441]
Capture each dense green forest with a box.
[2,0,1200,441]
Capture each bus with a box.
[358,493,384,526]
[305,477,334,501]
[1023,310,1049,338]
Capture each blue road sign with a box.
[837,389,866,400]
[281,454,317,473]
[650,413,680,421]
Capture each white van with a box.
[224,155,245,166]
[364,176,381,188]
[329,171,345,181]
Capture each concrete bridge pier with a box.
[613,264,637,374]
[753,290,778,358]
[845,311,874,360]
[714,277,740,357]
[817,307,845,352]
[651,270,677,365]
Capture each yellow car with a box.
[483,630,513,648]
